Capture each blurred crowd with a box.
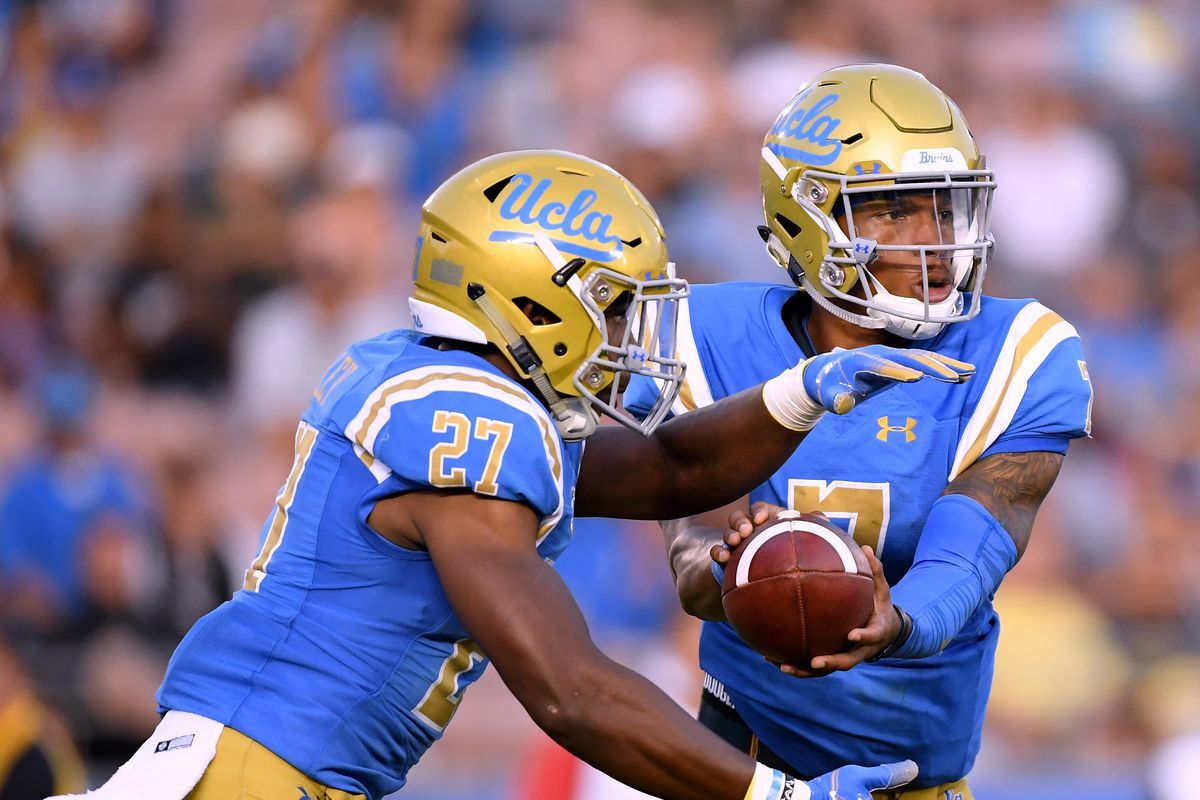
[0,0,1198,798]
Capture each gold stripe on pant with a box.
[186,726,366,800]
[873,777,972,799]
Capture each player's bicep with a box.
[412,492,603,709]
[943,450,1063,556]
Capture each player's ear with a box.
[516,298,561,327]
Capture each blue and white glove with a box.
[762,345,974,430]
[746,760,919,800]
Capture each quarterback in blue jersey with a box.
[60,151,974,800]
[635,65,1094,799]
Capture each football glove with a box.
[747,760,919,800]
[762,345,974,430]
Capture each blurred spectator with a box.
[99,185,232,391]
[1148,731,1200,800]
[9,53,146,342]
[0,366,151,630]
[324,0,482,197]
[1062,0,1190,108]
[1137,655,1200,800]
[142,451,239,638]
[0,227,58,390]
[36,0,170,70]
[1067,249,1167,437]
[0,365,163,765]
[0,639,85,798]
[231,186,404,438]
[985,82,1127,286]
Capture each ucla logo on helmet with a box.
[767,89,844,167]
[492,173,625,262]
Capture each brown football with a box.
[721,509,874,666]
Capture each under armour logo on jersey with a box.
[877,416,917,443]
[943,791,964,800]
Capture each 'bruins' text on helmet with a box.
[410,150,688,439]
[760,63,996,339]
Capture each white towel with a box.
[48,711,222,800]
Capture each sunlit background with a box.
[0,1,1198,798]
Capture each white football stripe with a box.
[796,521,859,575]
[734,520,857,587]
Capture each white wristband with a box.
[761,358,825,432]
[745,762,810,800]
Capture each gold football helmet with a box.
[759,64,996,339]
[410,150,687,439]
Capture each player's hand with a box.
[750,760,917,800]
[777,545,900,677]
[804,345,974,414]
[709,501,811,583]
[804,759,919,799]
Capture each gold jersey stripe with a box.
[955,309,1063,475]
[351,371,562,485]
[357,446,377,470]
[244,423,319,592]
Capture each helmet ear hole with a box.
[774,214,802,239]
[512,296,562,326]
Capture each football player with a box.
[631,65,1094,799]
[58,150,973,800]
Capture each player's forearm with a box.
[522,658,756,800]
[888,494,1018,658]
[663,519,727,620]
[653,388,805,517]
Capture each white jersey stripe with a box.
[950,302,1048,478]
[973,320,1079,464]
[949,303,1075,479]
[672,296,714,414]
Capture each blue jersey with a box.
[157,330,582,800]
[627,283,1092,787]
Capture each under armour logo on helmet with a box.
[850,237,878,264]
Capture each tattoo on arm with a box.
[944,451,1064,557]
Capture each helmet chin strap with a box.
[760,227,890,331]
[466,281,597,441]
[801,274,890,330]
